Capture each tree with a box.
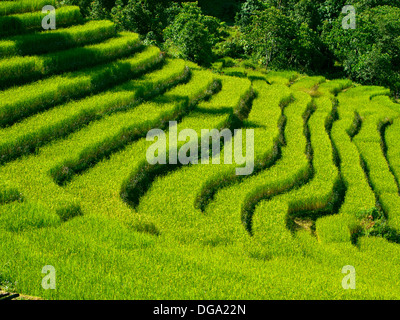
[89,0,109,20]
[242,6,328,72]
[293,0,322,31]
[356,0,400,10]
[324,5,400,90]
[59,0,116,17]
[235,0,266,29]
[163,2,221,66]
[110,0,173,41]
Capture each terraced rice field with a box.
[1,2,400,300]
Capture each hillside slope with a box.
[1,2,400,299]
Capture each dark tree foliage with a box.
[109,0,175,41]
[324,5,400,94]
[58,0,117,16]
[241,6,330,72]
[235,0,266,29]
[198,0,243,22]
[62,0,400,94]
[164,2,221,65]
[237,0,400,92]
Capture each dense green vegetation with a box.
[1,0,400,300]
[58,0,400,96]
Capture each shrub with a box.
[110,0,174,41]
[324,5,400,91]
[164,2,221,66]
[242,6,329,72]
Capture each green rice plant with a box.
[203,86,312,236]
[0,20,116,58]
[0,6,82,37]
[46,69,218,185]
[0,27,400,300]
[354,127,400,231]
[245,70,270,83]
[0,32,141,89]
[379,193,400,231]
[386,118,400,186]
[121,75,253,208]
[73,74,250,233]
[0,69,218,217]
[316,117,375,243]
[248,81,360,253]
[264,70,299,85]
[195,80,292,212]
[195,76,325,230]
[0,59,189,165]
[123,76,333,260]
[315,85,400,243]
[0,0,56,16]
[221,67,247,78]
[131,175,397,297]
[369,88,391,101]
[211,61,223,71]
[3,67,400,299]
[290,75,326,97]
[0,45,163,127]
[373,95,400,114]
[0,202,61,232]
[340,85,390,104]
[252,97,341,249]
[357,141,398,195]
[0,69,217,220]
[59,140,398,298]
[358,236,400,265]
[344,87,400,231]
[194,77,332,235]
[0,188,22,204]
[318,79,353,97]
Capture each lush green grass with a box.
[122,75,253,208]
[2,69,400,300]
[0,32,141,89]
[195,78,292,212]
[0,20,116,58]
[0,45,163,127]
[0,0,57,16]
[0,58,189,166]
[2,7,400,300]
[385,117,400,229]
[0,6,82,36]
[252,81,342,250]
